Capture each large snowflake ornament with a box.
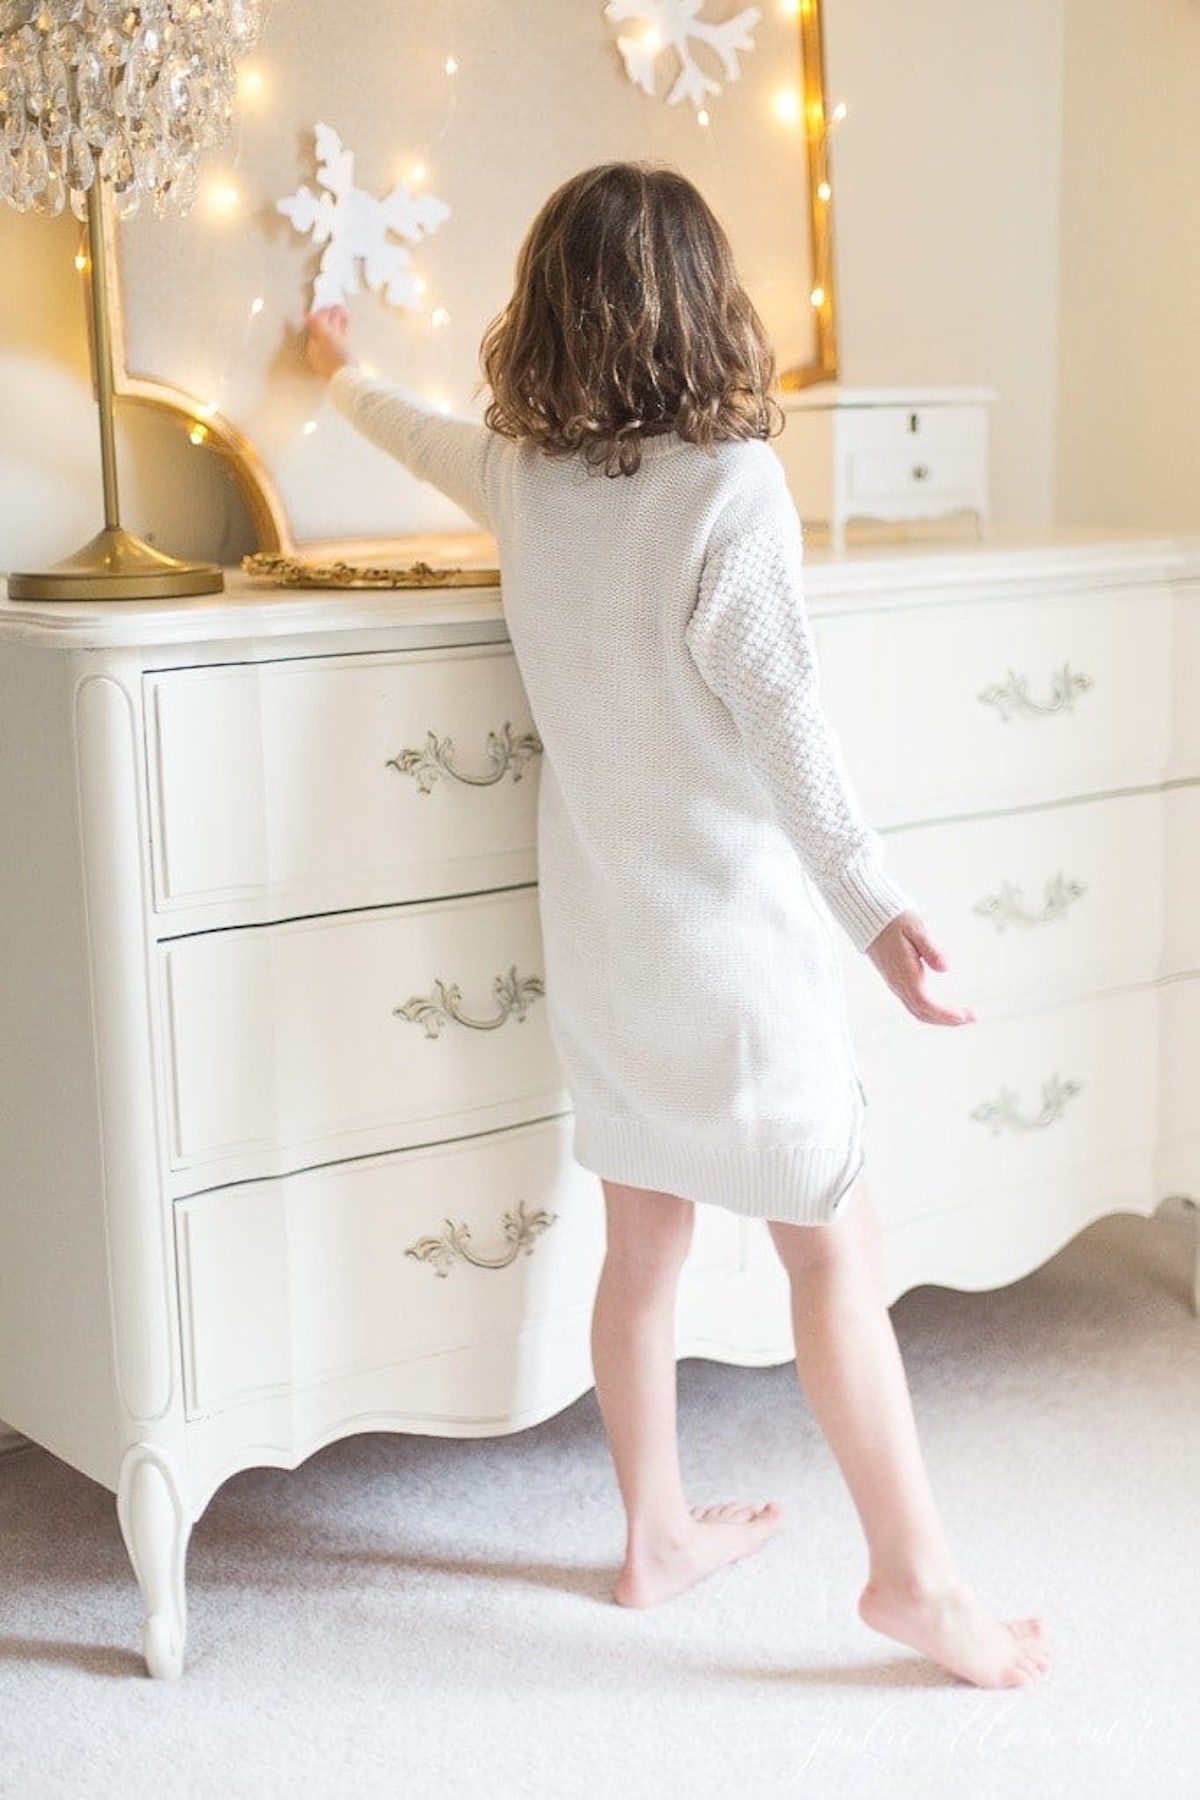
[604,0,761,109]
[277,122,451,312]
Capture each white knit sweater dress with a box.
[331,368,912,1225]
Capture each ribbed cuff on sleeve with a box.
[328,363,364,415]
[819,851,913,953]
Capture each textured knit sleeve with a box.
[329,366,497,529]
[685,479,912,952]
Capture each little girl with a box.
[305,161,1048,1689]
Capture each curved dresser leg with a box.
[116,1445,191,1680]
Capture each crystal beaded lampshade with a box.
[0,0,261,216]
[1,1,263,599]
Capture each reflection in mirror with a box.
[111,0,838,562]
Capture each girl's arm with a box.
[305,306,497,529]
[685,471,909,951]
[686,469,974,1026]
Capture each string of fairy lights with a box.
[114,2,848,455]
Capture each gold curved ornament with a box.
[405,1200,557,1277]
[973,874,1088,931]
[979,666,1094,722]
[394,966,545,1039]
[782,0,839,389]
[241,552,500,589]
[970,1075,1083,1137]
[386,724,543,794]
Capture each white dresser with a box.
[809,535,1200,1303]
[1,535,1197,1678]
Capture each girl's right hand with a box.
[304,304,357,382]
[865,911,977,1027]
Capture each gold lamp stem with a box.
[87,184,122,534]
[7,185,224,603]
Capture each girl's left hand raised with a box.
[304,305,357,382]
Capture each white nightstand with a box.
[776,385,994,547]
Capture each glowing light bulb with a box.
[203,176,242,218]
[696,108,711,128]
[302,420,318,436]
[73,247,88,272]
[444,55,459,75]
[238,64,265,102]
[250,296,265,316]
[188,422,208,446]
[413,276,428,298]
[780,0,801,16]
[817,181,832,202]
[773,87,801,126]
[640,27,663,53]
[832,101,848,125]
[430,307,451,329]
[810,286,826,308]
[409,160,427,186]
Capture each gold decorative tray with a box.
[242,552,500,590]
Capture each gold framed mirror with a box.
[108,0,838,565]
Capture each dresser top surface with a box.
[3,530,1200,653]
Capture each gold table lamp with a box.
[1,1,262,601]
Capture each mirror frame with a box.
[104,0,839,561]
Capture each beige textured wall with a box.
[1056,0,1200,532]
[824,0,1066,527]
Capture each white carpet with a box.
[1,1205,1198,1800]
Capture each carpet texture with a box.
[1,1205,1197,1800]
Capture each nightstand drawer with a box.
[840,403,985,454]
[147,644,541,928]
[159,886,564,1192]
[175,1117,603,1419]
[846,446,986,506]
[814,584,1173,823]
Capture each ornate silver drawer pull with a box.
[394,965,545,1039]
[386,723,543,795]
[973,874,1087,931]
[970,1074,1082,1136]
[978,665,1093,722]
[406,1200,557,1278]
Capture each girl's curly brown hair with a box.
[481,162,782,477]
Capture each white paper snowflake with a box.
[604,0,761,109]
[277,121,451,312]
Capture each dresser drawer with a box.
[174,1117,604,1419]
[813,585,1173,823]
[159,886,564,1192]
[147,645,541,928]
[857,987,1163,1225]
[842,787,1192,1029]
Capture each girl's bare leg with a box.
[769,1181,1050,1688]
[594,1179,781,1607]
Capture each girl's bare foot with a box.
[613,1501,782,1608]
[858,1578,1050,1688]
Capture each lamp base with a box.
[7,527,224,602]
